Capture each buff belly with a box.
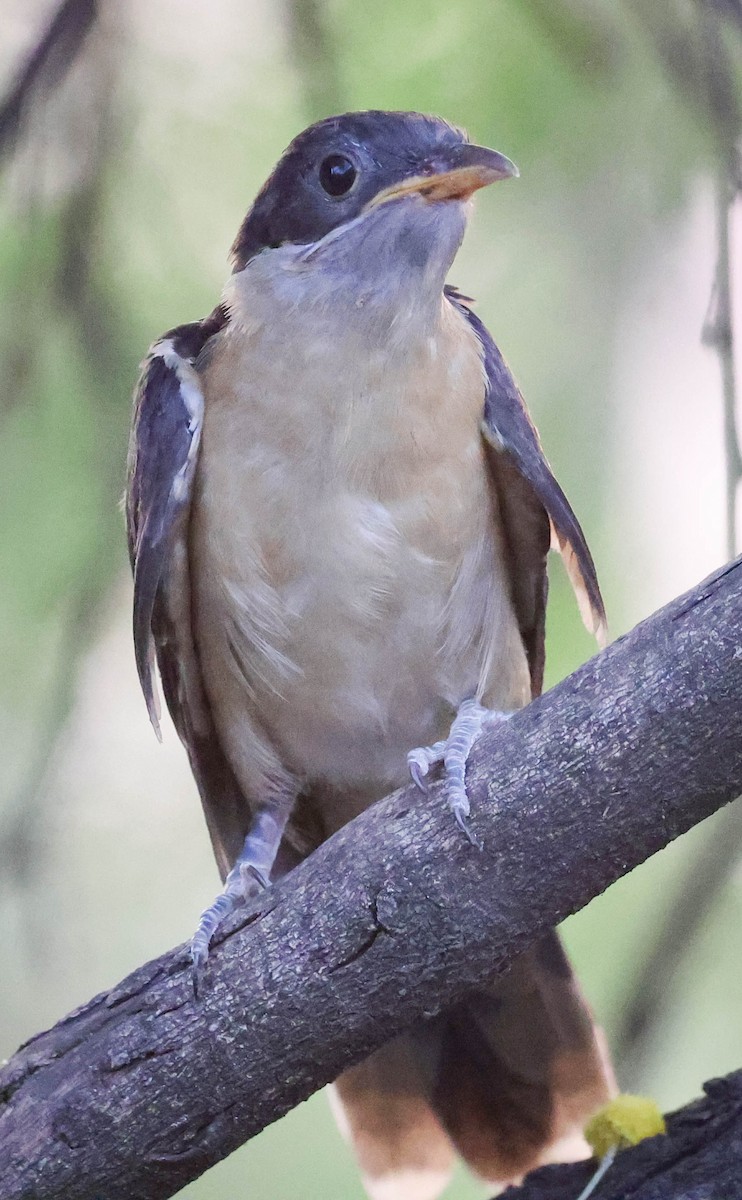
[189,294,530,813]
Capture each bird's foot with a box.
[407,699,511,847]
[190,863,269,972]
[190,807,284,971]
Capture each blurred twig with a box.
[615,803,742,1079]
[284,0,344,120]
[624,0,741,139]
[0,3,129,898]
[0,576,105,888]
[699,0,741,560]
[615,0,742,1078]
[703,162,741,559]
[715,0,742,28]
[519,0,623,78]
[0,0,99,158]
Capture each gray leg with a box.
[191,796,294,968]
[407,698,511,846]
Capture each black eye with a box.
[318,154,357,197]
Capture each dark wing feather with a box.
[126,309,250,878]
[127,350,198,730]
[448,290,607,695]
[126,307,226,730]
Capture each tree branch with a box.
[1,558,741,1200]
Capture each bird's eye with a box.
[318,154,357,197]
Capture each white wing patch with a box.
[152,339,204,505]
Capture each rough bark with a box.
[1,557,741,1200]
[500,1070,742,1200]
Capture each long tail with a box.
[331,931,615,1200]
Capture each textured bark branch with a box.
[1,557,741,1200]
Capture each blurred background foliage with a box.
[0,1,740,1197]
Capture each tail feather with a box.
[415,995,555,1181]
[330,1035,455,1200]
[332,932,615,1198]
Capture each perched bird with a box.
[126,110,615,1199]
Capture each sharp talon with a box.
[421,701,509,847]
[190,935,210,979]
[190,934,211,998]
[409,761,428,792]
[191,939,208,968]
[189,860,266,969]
[244,864,270,890]
[407,741,445,791]
[454,806,483,850]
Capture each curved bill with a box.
[366,143,519,209]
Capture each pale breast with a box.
[190,292,529,803]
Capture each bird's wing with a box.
[126,309,251,877]
[127,319,212,729]
[448,290,607,696]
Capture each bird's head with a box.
[230,111,517,302]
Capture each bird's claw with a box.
[244,864,270,890]
[407,741,446,792]
[452,803,483,850]
[408,758,428,792]
[407,701,511,846]
[188,804,292,981]
[189,861,270,972]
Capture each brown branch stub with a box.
[0,558,741,1200]
[499,1070,742,1200]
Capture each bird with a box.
[126,109,615,1200]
